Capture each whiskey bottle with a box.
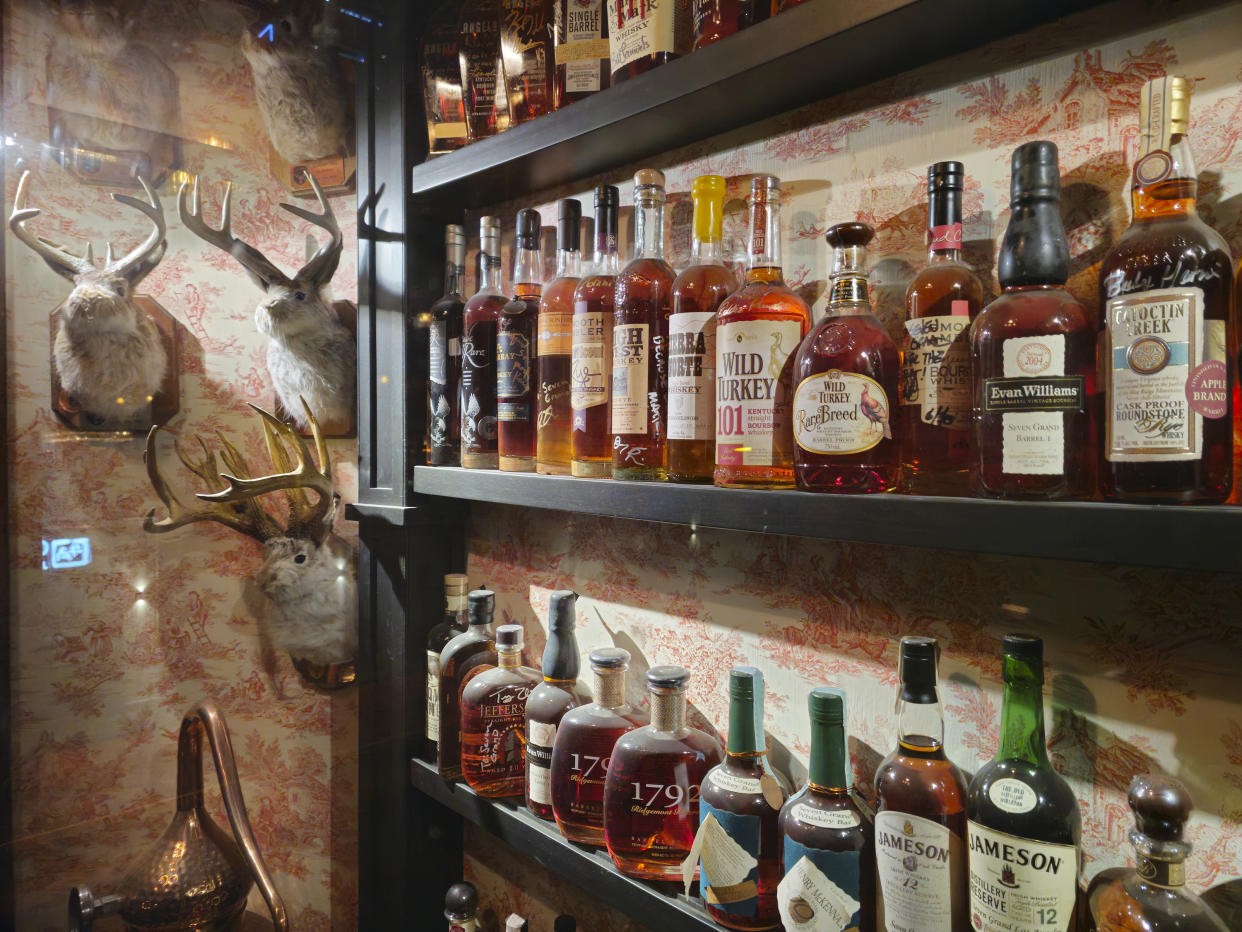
[715,175,811,489]
[525,590,583,820]
[900,162,984,494]
[693,0,765,46]
[1086,775,1228,932]
[967,636,1080,932]
[607,0,689,84]
[603,665,723,879]
[668,174,738,482]
[459,0,509,141]
[874,636,968,932]
[426,573,470,761]
[501,0,555,126]
[571,185,621,478]
[437,589,498,780]
[445,881,480,932]
[461,624,540,797]
[550,647,648,846]
[779,687,874,932]
[1099,76,1234,502]
[498,209,543,472]
[792,222,901,493]
[537,200,583,475]
[553,0,608,108]
[698,667,784,930]
[462,217,505,469]
[612,169,674,480]
[429,225,468,466]
[971,141,1096,499]
[422,1,468,155]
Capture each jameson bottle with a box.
[698,667,784,930]
[437,589,498,780]
[498,208,543,472]
[967,635,1080,932]
[426,573,470,760]
[874,636,968,932]
[1099,76,1234,502]
[779,688,874,932]
[537,200,583,474]
[900,162,984,494]
[525,590,583,820]
[429,225,468,466]
[668,174,738,482]
[461,217,505,469]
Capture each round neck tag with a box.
[989,777,1037,814]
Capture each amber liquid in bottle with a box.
[426,573,470,762]
[461,219,506,470]
[501,0,555,125]
[498,209,542,472]
[571,185,621,478]
[437,589,498,780]
[525,591,583,820]
[553,0,608,108]
[536,201,582,475]
[428,226,467,466]
[460,0,509,141]
[607,0,684,84]
[422,1,469,155]
[461,624,540,798]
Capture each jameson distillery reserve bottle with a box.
[498,208,543,471]
[525,590,583,820]
[461,217,505,469]
[437,589,498,780]
[537,200,583,475]
[461,624,540,797]
[428,225,468,465]
[425,573,470,760]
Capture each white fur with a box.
[255,534,357,666]
[255,286,354,429]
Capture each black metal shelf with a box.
[412,465,1242,573]
[410,757,716,931]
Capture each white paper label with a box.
[793,370,893,454]
[425,652,441,742]
[716,318,801,467]
[668,310,716,441]
[876,811,957,932]
[430,321,447,385]
[608,0,677,73]
[681,812,758,897]
[988,778,1038,815]
[559,0,604,92]
[1000,334,1066,476]
[526,720,558,805]
[791,803,862,830]
[709,769,763,795]
[572,306,610,410]
[900,313,971,430]
[612,323,649,434]
[967,821,1078,932]
[778,855,862,932]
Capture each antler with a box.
[282,171,342,289]
[8,171,96,281]
[108,176,167,286]
[178,176,290,289]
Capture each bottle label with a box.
[791,803,861,830]
[689,808,762,918]
[709,769,763,795]
[1136,854,1185,888]
[538,309,574,356]
[462,320,498,444]
[558,0,605,93]
[875,810,959,932]
[985,335,1081,476]
[497,330,532,421]
[449,921,478,932]
[527,720,557,804]
[572,307,611,410]
[779,847,862,932]
[1105,287,1220,462]
[900,314,971,430]
[928,223,963,252]
[426,652,441,742]
[967,821,1078,932]
[611,323,650,434]
[608,0,677,74]
[668,311,716,441]
[988,778,1037,815]
[793,370,893,454]
[716,319,801,466]
[471,685,531,774]
[430,320,448,385]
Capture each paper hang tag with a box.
[760,773,785,811]
[680,812,759,898]
[777,856,861,932]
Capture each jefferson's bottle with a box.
[437,589,497,780]
[967,635,1080,932]
[1098,76,1234,502]
[461,217,505,469]
[536,200,582,475]
[428,225,468,466]
[525,591,583,820]
[425,573,470,761]
[498,209,543,472]
[461,624,540,797]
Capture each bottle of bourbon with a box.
[461,624,540,797]
[426,573,470,761]
[428,225,468,466]
[525,591,582,820]
[437,589,498,780]
[461,218,506,469]
[498,209,543,472]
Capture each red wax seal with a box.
[1186,359,1228,419]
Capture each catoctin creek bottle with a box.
[1099,76,1234,502]
[428,225,468,466]
[537,200,583,475]
[437,589,498,780]
[425,573,470,760]
[461,218,505,469]
[461,624,540,797]
[498,209,543,472]
[525,590,583,820]
[967,635,1080,932]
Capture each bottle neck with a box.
[997,674,1050,766]
[691,235,724,266]
[727,692,760,757]
[828,274,869,313]
[592,669,627,710]
[650,687,686,733]
[541,627,579,682]
[555,248,582,279]
[1132,133,1198,218]
[998,198,1069,289]
[477,237,503,295]
[513,244,543,298]
[690,190,726,267]
[593,208,621,274]
[808,717,850,792]
[497,647,522,671]
[634,192,666,261]
[927,186,964,263]
[445,255,465,297]
[897,694,944,750]
[747,194,781,272]
[445,591,468,624]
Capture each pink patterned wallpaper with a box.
[5,1,357,927]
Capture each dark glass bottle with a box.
[426,573,470,761]
[537,201,582,475]
[967,635,1081,932]
[437,589,498,780]
[607,0,687,83]
[874,636,968,932]
[553,0,609,108]
[501,0,555,125]
[461,624,540,797]
[422,1,468,155]
[445,881,480,932]
[459,0,509,141]
[1098,76,1234,503]
[698,667,784,930]
[900,162,984,494]
[498,208,542,472]
[971,141,1096,499]
[525,591,583,820]
[429,225,468,466]
[461,217,505,469]
[692,0,740,47]
[793,222,900,493]
[779,687,875,932]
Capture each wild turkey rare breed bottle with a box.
[715,175,811,489]
[900,163,985,494]
[967,636,1080,932]
[668,174,738,482]
[437,589,498,780]
[874,636,968,932]
[603,665,723,879]
[1099,76,1234,503]
[461,624,540,797]
[612,170,675,480]
[425,573,470,761]
[793,222,901,493]
[428,225,468,466]
[551,647,648,846]
[779,687,875,932]
[461,217,505,469]
[525,591,583,819]
[498,209,543,472]
[971,141,1096,499]
[698,667,784,930]
[537,200,583,475]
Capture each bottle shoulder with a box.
[441,630,491,664]
[718,281,811,322]
[559,702,646,731]
[974,288,1094,335]
[875,746,968,798]
[462,665,539,703]
[429,294,466,321]
[539,276,581,309]
[672,262,739,298]
[905,262,985,313]
[613,723,724,760]
[967,758,1080,843]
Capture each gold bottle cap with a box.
[633,168,665,190]
[445,572,469,594]
[1139,75,1191,155]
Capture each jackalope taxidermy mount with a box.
[9,170,170,427]
[144,400,356,680]
[178,172,355,435]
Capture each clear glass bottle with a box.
[429,225,468,466]
[461,217,505,469]
[537,200,583,475]
[461,624,540,797]
[501,0,555,125]
[698,667,784,930]
[873,636,969,932]
[498,209,542,472]
[714,175,810,489]
[553,0,609,109]
[525,590,583,820]
[459,0,509,141]
[792,222,901,493]
[426,573,470,761]
[422,1,469,155]
[437,589,498,780]
[668,174,737,482]
[779,687,874,932]
[551,647,648,846]
[603,665,723,879]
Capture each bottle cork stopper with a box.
[825,222,874,249]
[1129,774,1193,842]
[633,168,665,189]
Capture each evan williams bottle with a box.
[967,636,1080,932]
[1099,76,1234,502]
[525,591,583,820]
[715,175,810,489]
[792,222,900,493]
[461,624,540,797]
[498,209,543,472]
[612,169,674,480]
[572,185,621,477]
[900,162,984,494]
[461,218,506,469]
[971,141,1096,499]
[537,200,583,475]
[428,225,468,466]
